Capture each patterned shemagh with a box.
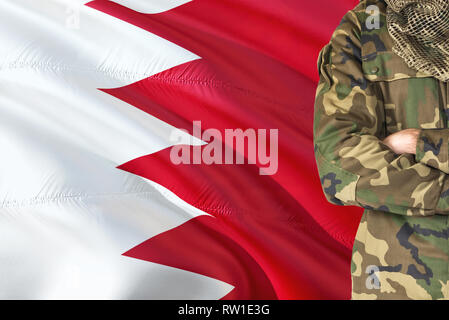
[385,0,449,82]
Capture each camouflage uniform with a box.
[314,0,449,299]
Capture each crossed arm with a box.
[313,10,449,216]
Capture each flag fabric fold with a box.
[0,0,360,299]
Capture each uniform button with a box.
[371,66,380,74]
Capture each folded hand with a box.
[382,128,421,155]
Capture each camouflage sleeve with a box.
[313,9,449,216]
[415,129,449,174]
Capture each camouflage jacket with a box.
[314,0,449,299]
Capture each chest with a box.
[378,79,449,134]
[360,26,449,136]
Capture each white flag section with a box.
[0,0,234,299]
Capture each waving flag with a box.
[0,0,360,299]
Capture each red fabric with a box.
[87,0,362,299]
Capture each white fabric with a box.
[108,0,193,13]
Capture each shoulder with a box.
[333,0,389,43]
[322,1,424,83]
[350,0,394,54]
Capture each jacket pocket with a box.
[362,51,434,83]
[362,51,445,134]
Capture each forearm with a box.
[315,127,449,216]
[380,127,449,213]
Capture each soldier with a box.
[314,0,449,299]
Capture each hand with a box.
[382,128,421,155]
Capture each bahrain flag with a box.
[0,0,361,299]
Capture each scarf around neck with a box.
[384,0,449,82]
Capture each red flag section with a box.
[87,0,361,299]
